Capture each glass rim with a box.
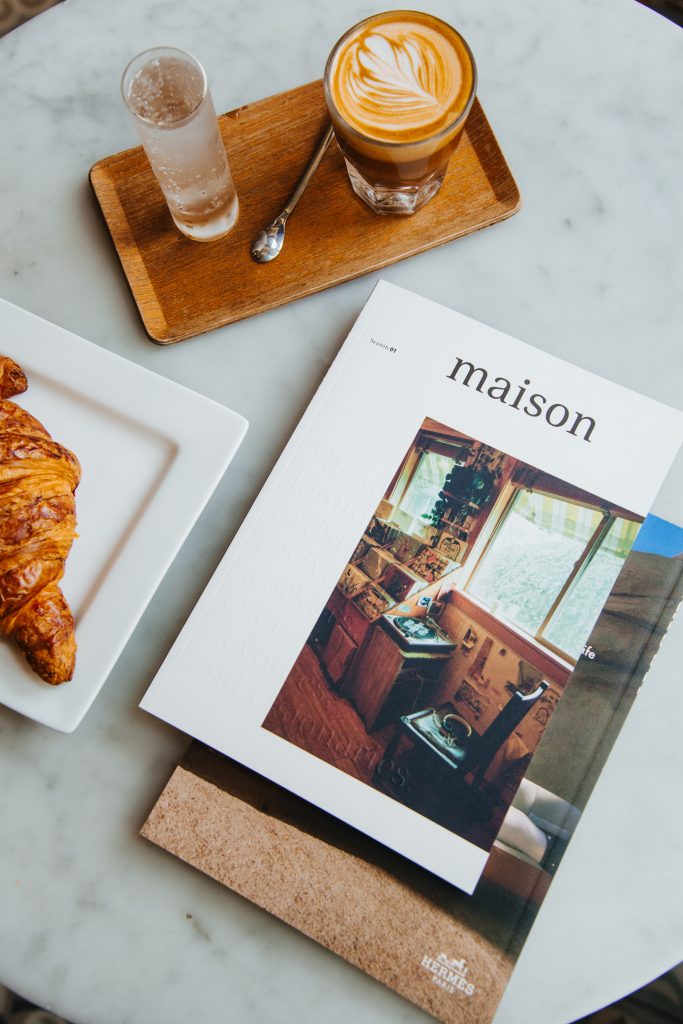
[323,10,478,151]
[121,45,208,129]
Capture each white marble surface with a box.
[0,1,682,1022]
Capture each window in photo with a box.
[393,450,459,538]
[467,489,639,660]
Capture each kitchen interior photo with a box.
[263,416,642,855]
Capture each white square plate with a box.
[0,299,247,731]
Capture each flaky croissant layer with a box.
[0,355,81,684]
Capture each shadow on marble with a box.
[578,962,683,1023]
[0,984,69,1024]
[0,0,62,37]
[638,0,683,27]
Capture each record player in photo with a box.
[382,613,456,651]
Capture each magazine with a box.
[141,511,683,1024]
[140,281,682,895]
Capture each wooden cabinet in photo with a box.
[322,623,358,685]
[346,624,450,731]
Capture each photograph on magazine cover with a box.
[263,415,644,853]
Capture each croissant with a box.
[0,356,81,684]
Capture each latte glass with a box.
[122,47,238,242]
[324,11,477,215]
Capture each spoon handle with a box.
[282,124,335,219]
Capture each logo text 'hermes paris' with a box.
[420,952,476,997]
[446,358,596,443]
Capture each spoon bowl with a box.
[250,125,334,264]
[251,218,286,263]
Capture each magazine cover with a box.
[140,281,682,894]
[141,512,683,1024]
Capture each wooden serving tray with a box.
[90,81,520,344]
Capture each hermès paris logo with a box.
[420,952,476,997]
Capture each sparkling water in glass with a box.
[121,47,238,242]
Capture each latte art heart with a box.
[348,32,459,133]
[329,16,474,143]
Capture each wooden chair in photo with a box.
[463,681,549,785]
[374,681,549,838]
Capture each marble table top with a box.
[1,1,682,1023]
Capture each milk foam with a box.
[330,16,473,142]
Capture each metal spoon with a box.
[250,124,335,263]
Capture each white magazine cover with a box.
[140,281,683,893]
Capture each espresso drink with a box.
[324,12,476,214]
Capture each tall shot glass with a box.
[121,47,238,242]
